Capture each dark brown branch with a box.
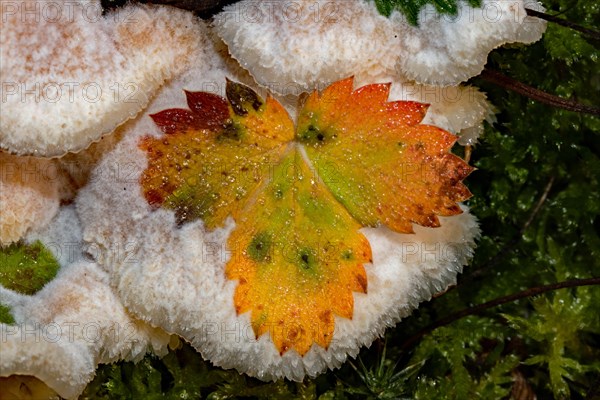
[141,0,235,13]
[525,8,600,41]
[102,0,239,18]
[400,277,600,352]
[480,69,600,116]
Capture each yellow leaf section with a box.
[226,148,371,355]
[296,77,473,233]
[140,89,294,228]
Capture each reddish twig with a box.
[480,69,600,116]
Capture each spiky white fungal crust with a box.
[395,0,547,85]
[0,206,172,399]
[214,0,545,88]
[0,0,202,156]
[77,28,480,381]
[214,0,402,94]
[0,152,62,245]
[0,327,93,399]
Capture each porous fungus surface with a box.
[394,0,547,85]
[0,0,202,156]
[0,152,62,245]
[215,0,545,89]
[77,29,480,380]
[214,0,402,93]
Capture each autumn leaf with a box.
[140,82,293,228]
[297,78,473,233]
[227,149,371,355]
[139,77,472,355]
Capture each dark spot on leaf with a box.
[248,232,273,263]
[297,248,315,270]
[217,120,242,141]
[342,249,354,260]
[226,79,264,116]
[298,124,329,145]
[287,326,299,340]
[319,310,332,324]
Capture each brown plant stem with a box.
[400,277,600,352]
[400,277,600,351]
[479,69,600,116]
[525,8,600,41]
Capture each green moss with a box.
[0,303,15,325]
[0,241,60,295]
[371,0,482,25]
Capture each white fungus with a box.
[77,27,480,381]
[215,0,545,89]
[395,0,547,85]
[214,0,402,94]
[0,0,203,156]
[0,152,62,245]
[0,0,554,386]
[0,206,172,399]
